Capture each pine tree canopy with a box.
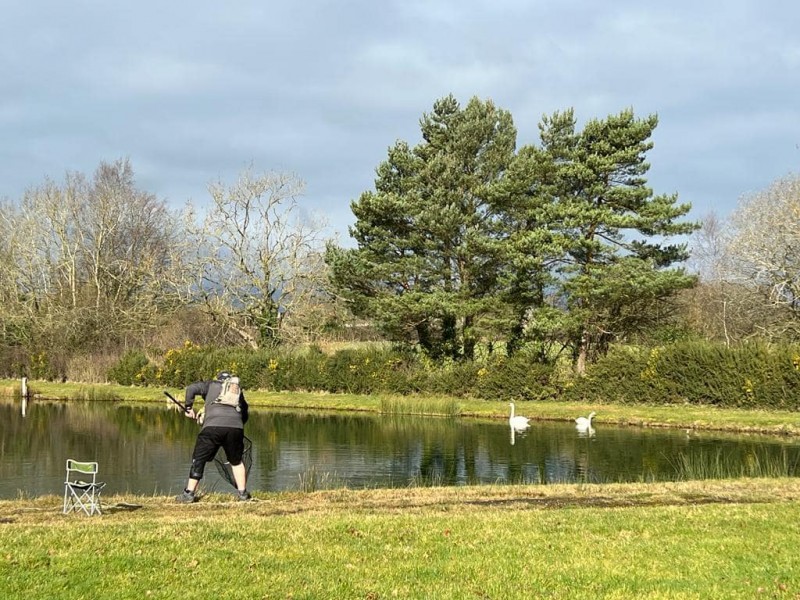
[326,97,699,363]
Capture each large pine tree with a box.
[328,100,698,368]
[326,95,516,359]
[534,108,699,371]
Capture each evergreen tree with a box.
[536,108,699,371]
[326,95,516,359]
[329,101,697,369]
[483,110,576,359]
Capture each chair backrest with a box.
[66,459,99,483]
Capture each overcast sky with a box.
[2,1,798,244]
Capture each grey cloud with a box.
[1,0,798,242]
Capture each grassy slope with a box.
[1,480,800,599]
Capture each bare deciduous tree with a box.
[726,175,800,313]
[4,159,183,352]
[0,200,23,343]
[78,160,180,332]
[686,176,800,343]
[183,168,332,348]
[685,212,737,345]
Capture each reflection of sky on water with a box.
[1,398,799,498]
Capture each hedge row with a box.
[564,341,800,410]
[106,340,800,410]
[107,342,558,401]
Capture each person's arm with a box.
[184,381,209,413]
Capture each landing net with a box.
[213,436,253,488]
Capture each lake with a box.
[2,398,799,498]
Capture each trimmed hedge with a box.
[106,340,800,410]
[106,342,558,400]
[566,341,800,410]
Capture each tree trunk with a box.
[442,314,457,360]
[463,315,475,361]
[576,329,589,375]
[416,322,432,355]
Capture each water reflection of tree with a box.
[255,411,481,486]
[252,412,799,487]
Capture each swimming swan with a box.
[575,411,596,430]
[509,402,530,430]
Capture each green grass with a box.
[1,480,799,599]
[673,447,799,480]
[379,395,462,417]
[68,385,124,401]
[297,466,346,492]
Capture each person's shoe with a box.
[236,489,252,502]
[176,489,196,504]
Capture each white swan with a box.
[509,402,530,430]
[575,411,596,431]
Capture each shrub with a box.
[105,338,800,410]
[107,350,152,386]
[318,348,387,394]
[565,346,651,404]
[474,354,557,401]
[567,341,800,409]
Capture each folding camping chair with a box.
[63,459,105,516]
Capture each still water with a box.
[2,398,799,498]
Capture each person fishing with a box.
[176,371,251,503]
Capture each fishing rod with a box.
[163,390,189,412]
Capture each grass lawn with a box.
[1,479,799,599]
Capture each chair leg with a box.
[64,484,104,516]
[64,487,88,516]
[63,486,80,514]
[90,491,101,515]
[78,491,91,516]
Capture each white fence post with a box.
[21,377,28,417]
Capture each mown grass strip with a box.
[1,479,799,599]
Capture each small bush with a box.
[474,354,557,401]
[108,350,152,386]
[421,360,480,397]
[565,346,651,404]
[318,348,398,394]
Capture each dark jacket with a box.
[184,379,249,429]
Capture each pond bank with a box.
[2,477,800,524]
[3,378,800,436]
